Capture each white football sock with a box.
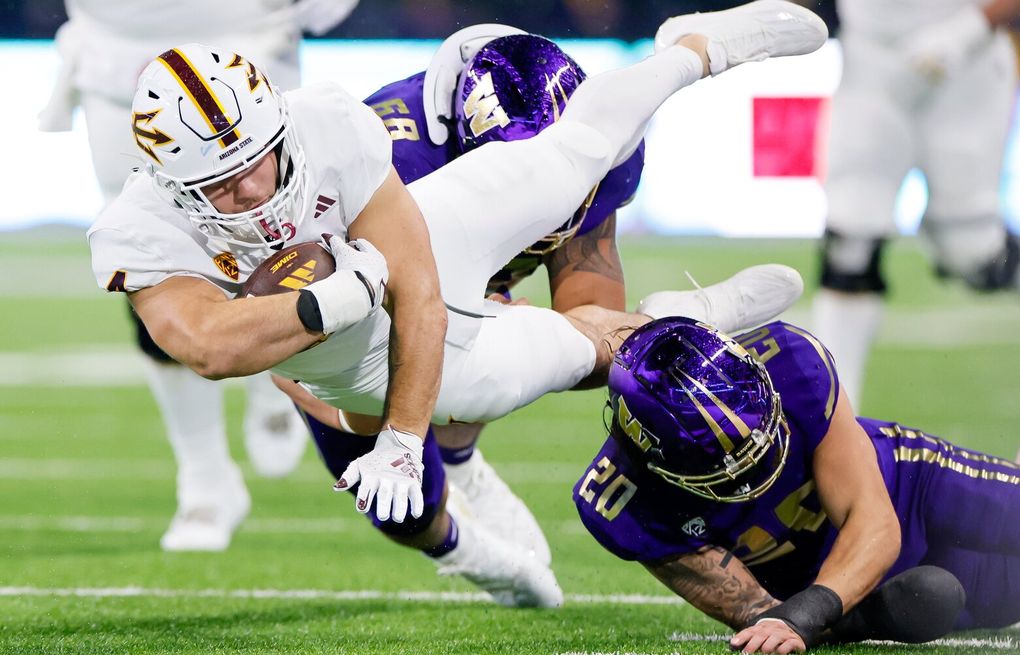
[141,359,236,508]
[560,45,703,169]
[811,289,884,410]
[244,370,297,418]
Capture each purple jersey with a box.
[364,72,645,294]
[575,321,1020,627]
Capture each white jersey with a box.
[837,0,986,40]
[60,0,300,101]
[89,82,395,408]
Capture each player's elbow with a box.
[178,321,247,380]
[189,341,249,380]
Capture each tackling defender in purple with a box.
[576,317,1018,652]
[364,27,644,293]
[299,26,644,572]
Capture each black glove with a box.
[751,584,843,648]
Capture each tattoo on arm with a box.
[644,547,779,630]
[545,213,624,286]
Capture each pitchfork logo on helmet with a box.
[607,317,790,503]
[454,34,591,256]
[131,43,308,251]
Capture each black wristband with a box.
[296,289,324,333]
[753,584,843,647]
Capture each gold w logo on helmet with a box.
[545,64,573,122]
[226,54,271,93]
[463,71,510,138]
[132,109,175,165]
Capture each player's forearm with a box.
[644,548,780,630]
[161,293,321,379]
[548,213,626,313]
[982,0,1020,27]
[551,275,626,313]
[814,511,900,613]
[381,290,447,437]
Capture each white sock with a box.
[560,46,703,168]
[141,359,235,507]
[243,370,296,420]
[444,450,480,490]
[811,289,884,409]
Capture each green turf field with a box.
[1,231,1018,654]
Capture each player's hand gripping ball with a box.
[240,241,337,297]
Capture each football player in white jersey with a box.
[40,0,359,553]
[87,1,827,603]
[812,0,1020,408]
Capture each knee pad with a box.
[923,216,1017,290]
[819,229,888,294]
[953,233,1020,292]
[128,303,175,363]
[828,566,966,644]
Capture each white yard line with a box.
[560,632,1020,653]
[0,585,683,606]
[0,457,585,484]
[0,513,591,536]
[1,304,1019,387]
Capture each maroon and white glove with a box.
[334,425,425,523]
[304,235,387,334]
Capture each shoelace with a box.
[684,270,715,317]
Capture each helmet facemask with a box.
[152,104,307,251]
[645,372,790,503]
[133,44,309,252]
[608,318,792,504]
[522,182,599,256]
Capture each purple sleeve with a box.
[363,72,454,185]
[736,321,841,451]
[573,436,712,562]
[576,140,645,236]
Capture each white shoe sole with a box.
[655,0,828,73]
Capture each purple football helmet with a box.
[454,34,591,255]
[607,317,790,503]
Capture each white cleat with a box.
[243,373,309,478]
[160,468,251,552]
[445,450,552,566]
[434,501,563,608]
[655,0,828,75]
[637,264,804,333]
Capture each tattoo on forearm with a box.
[547,214,624,285]
[646,547,778,630]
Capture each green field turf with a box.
[1,231,1018,654]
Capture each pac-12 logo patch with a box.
[213,252,239,280]
[681,517,706,537]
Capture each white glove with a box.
[293,0,360,36]
[901,5,992,81]
[334,425,425,523]
[304,235,388,334]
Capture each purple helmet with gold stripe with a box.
[454,34,589,254]
[608,317,790,503]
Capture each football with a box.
[240,241,336,297]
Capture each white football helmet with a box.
[131,43,307,250]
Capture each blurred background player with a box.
[38,0,360,551]
[577,317,1020,652]
[297,25,647,565]
[812,0,1020,408]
